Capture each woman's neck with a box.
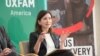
[42,28,49,33]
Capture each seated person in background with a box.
[0,26,18,56]
[29,10,70,56]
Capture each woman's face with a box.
[38,13,52,29]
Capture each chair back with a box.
[19,41,29,55]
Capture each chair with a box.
[19,41,38,56]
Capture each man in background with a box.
[0,26,18,56]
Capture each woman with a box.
[29,10,70,56]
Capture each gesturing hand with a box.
[60,31,70,42]
[60,31,71,49]
[38,32,45,43]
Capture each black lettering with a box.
[64,40,67,47]
[82,48,86,55]
[72,48,77,54]
[78,48,81,55]
[87,48,90,55]
[68,39,72,47]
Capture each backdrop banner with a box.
[0,0,47,53]
[47,0,95,56]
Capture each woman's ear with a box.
[38,20,41,25]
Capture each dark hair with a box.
[47,49,74,56]
[35,10,52,33]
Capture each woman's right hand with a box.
[37,32,45,43]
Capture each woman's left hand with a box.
[60,31,70,42]
[60,31,71,49]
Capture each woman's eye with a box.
[43,17,51,20]
[43,18,47,20]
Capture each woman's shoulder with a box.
[30,31,40,36]
[29,32,39,39]
[30,31,39,34]
[30,32,36,34]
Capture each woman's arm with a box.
[34,32,45,54]
[0,52,4,56]
[33,38,42,54]
[29,33,37,53]
[29,32,45,54]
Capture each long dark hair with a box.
[35,10,52,33]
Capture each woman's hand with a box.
[60,31,71,49]
[37,32,45,43]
